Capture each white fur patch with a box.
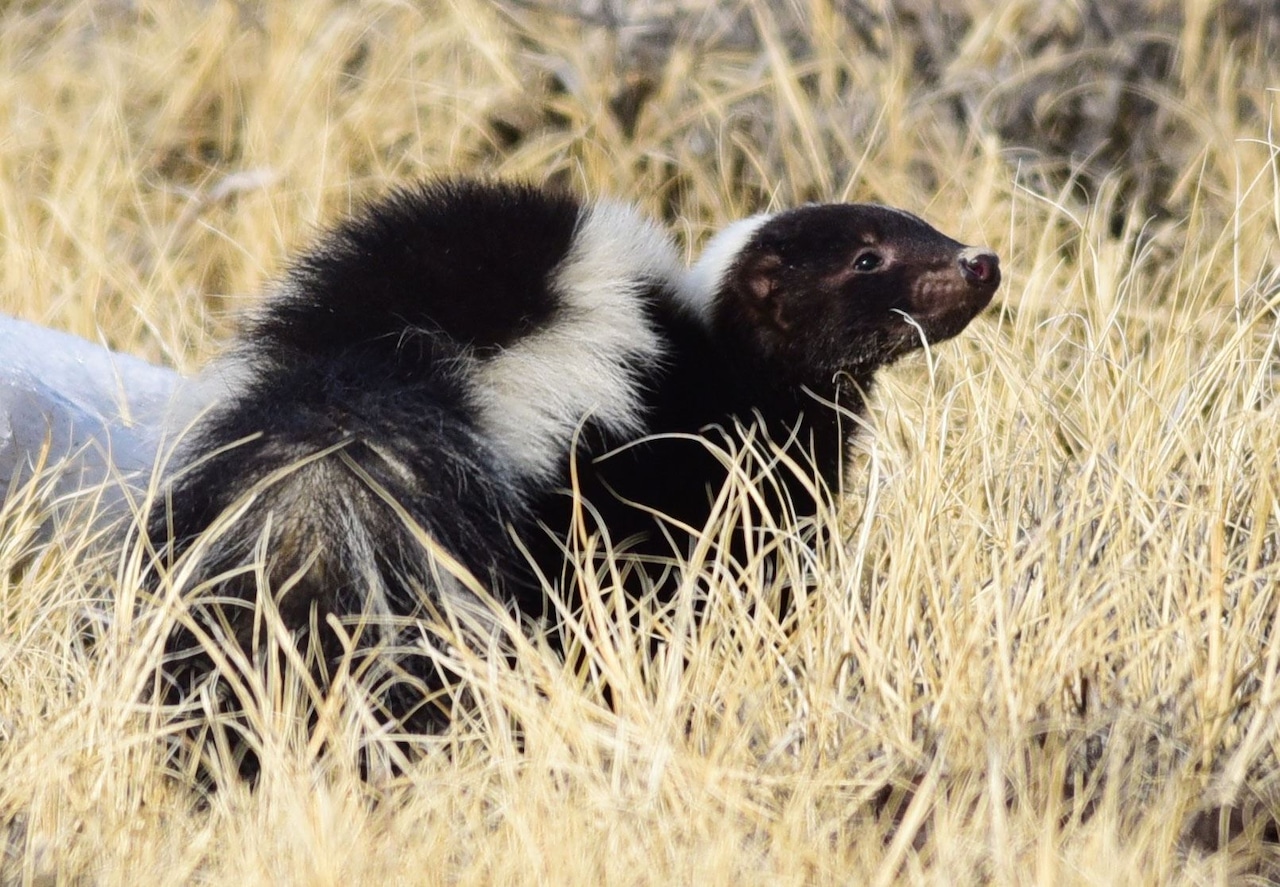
[675,213,774,322]
[473,200,681,482]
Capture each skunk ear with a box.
[736,252,789,332]
[744,252,780,300]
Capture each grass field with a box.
[2,1,1280,883]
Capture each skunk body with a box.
[152,179,1000,745]
[153,181,681,730]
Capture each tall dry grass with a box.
[2,0,1279,883]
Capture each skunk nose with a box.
[959,248,1000,287]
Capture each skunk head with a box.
[681,203,1000,386]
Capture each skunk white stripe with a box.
[473,200,681,482]
[676,213,773,321]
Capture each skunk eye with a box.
[853,252,883,272]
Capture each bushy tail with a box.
[146,404,526,775]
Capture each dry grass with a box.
[3,0,1280,883]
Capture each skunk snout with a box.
[959,248,1000,288]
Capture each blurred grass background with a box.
[2,0,1279,883]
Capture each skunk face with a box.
[691,204,1000,386]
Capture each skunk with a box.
[150,180,1000,750]
[151,180,683,734]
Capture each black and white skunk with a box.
[150,179,999,741]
